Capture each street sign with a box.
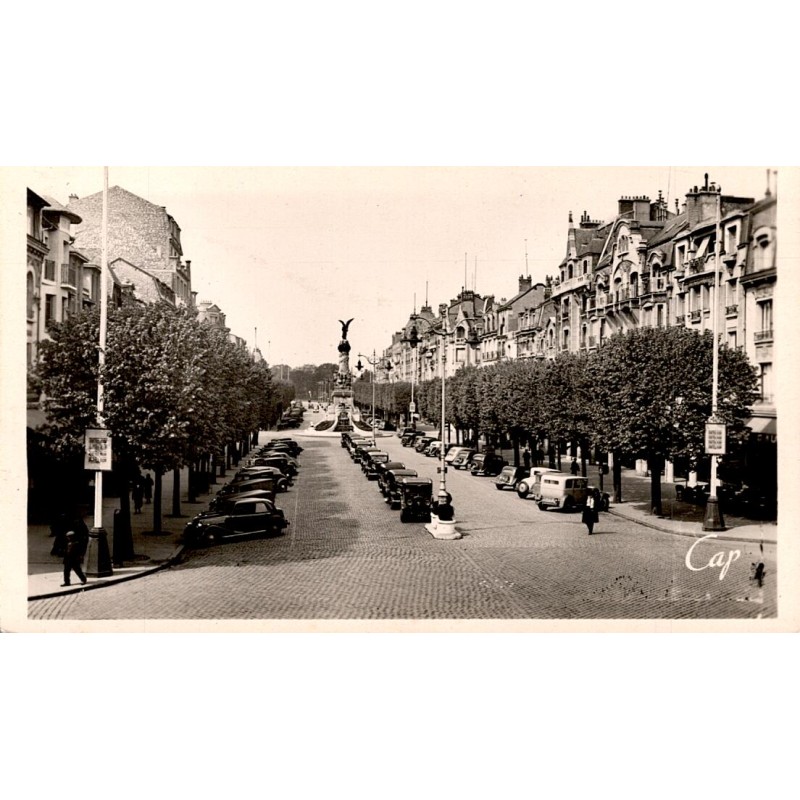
[705,421,727,455]
[409,401,416,413]
[84,428,113,470]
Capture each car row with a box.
[342,432,434,523]
[182,438,298,546]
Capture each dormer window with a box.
[752,227,775,271]
[618,234,629,254]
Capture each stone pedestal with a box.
[424,515,462,540]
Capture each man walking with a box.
[61,514,89,587]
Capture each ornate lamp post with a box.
[356,350,391,438]
[402,314,480,526]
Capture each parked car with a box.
[450,448,476,469]
[262,438,303,456]
[208,488,276,511]
[425,441,443,458]
[214,477,282,502]
[469,453,507,477]
[445,446,471,464]
[537,474,590,511]
[401,431,427,447]
[397,427,416,439]
[376,461,407,495]
[384,469,419,507]
[363,451,390,479]
[674,480,710,504]
[398,477,433,522]
[234,466,290,491]
[494,465,531,491]
[253,456,297,478]
[516,468,562,500]
[183,496,288,546]
[414,436,436,453]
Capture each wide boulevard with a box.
[28,415,776,622]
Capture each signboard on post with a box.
[409,401,416,414]
[84,428,113,471]
[705,421,727,455]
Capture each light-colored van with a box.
[516,467,562,500]
[537,474,590,511]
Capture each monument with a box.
[332,318,356,432]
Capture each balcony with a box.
[60,263,78,288]
[725,304,738,317]
[754,329,774,344]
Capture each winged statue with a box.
[339,318,354,340]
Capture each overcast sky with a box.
[20,165,775,367]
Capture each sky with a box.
[17,165,776,368]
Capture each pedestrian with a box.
[143,473,154,504]
[583,487,600,535]
[49,512,69,557]
[433,492,455,522]
[61,514,89,586]
[535,447,544,467]
[570,458,580,476]
[522,447,531,470]
[132,478,144,514]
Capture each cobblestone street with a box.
[28,433,777,622]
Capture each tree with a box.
[588,327,758,515]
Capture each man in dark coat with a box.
[61,515,89,586]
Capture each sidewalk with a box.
[27,451,255,600]
[602,470,777,546]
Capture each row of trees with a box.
[353,327,759,515]
[33,302,294,556]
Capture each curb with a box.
[607,507,776,546]
[28,544,186,602]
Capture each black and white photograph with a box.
[4,164,793,627]
[2,7,798,799]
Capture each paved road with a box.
[28,431,776,621]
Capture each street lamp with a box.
[402,314,480,532]
[356,350,389,439]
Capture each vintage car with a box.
[450,448,477,469]
[375,461,407,494]
[401,431,427,447]
[384,469,419,508]
[349,440,376,460]
[494,465,531,491]
[537,474,590,511]
[469,453,507,477]
[214,476,283,502]
[208,488,276,512]
[398,477,433,522]
[363,451,390,479]
[184,496,289,546]
[414,436,437,453]
[252,455,298,478]
[261,438,303,456]
[425,441,443,458]
[354,446,383,468]
[397,427,416,439]
[234,466,291,490]
[516,468,563,500]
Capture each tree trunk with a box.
[171,467,182,517]
[648,454,664,516]
[152,470,163,534]
[188,462,197,504]
[512,437,520,467]
[612,450,623,504]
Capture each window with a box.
[675,245,686,270]
[45,294,56,324]
[27,205,36,237]
[618,234,629,253]
[728,331,737,349]
[27,273,35,319]
[760,299,773,332]
[760,363,773,403]
[656,305,664,328]
[62,297,70,321]
[753,230,775,271]
[725,224,738,255]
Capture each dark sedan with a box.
[494,465,530,491]
[183,496,288,546]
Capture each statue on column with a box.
[337,318,353,388]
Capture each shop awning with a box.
[746,416,777,437]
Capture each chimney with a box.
[68,193,79,202]
[684,178,721,229]
[438,303,448,318]
[518,274,532,293]
[185,259,191,274]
